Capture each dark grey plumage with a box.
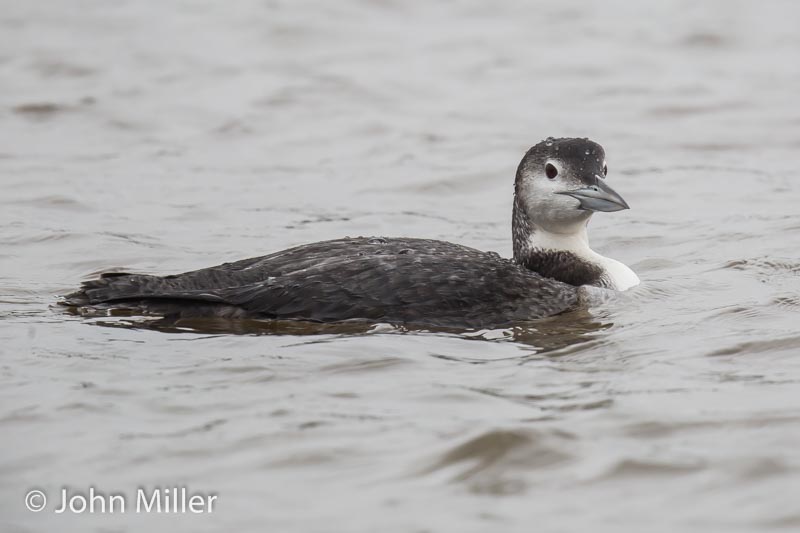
[518,250,605,288]
[63,237,579,328]
[62,137,629,329]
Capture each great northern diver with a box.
[62,137,639,328]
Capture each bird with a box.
[61,137,639,329]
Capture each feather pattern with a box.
[62,237,579,328]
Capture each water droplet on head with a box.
[585,149,590,155]
[545,136,554,147]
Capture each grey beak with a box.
[556,178,630,212]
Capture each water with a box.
[2,1,800,531]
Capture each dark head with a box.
[512,137,629,262]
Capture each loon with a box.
[62,137,639,329]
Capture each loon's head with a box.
[514,137,627,232]
[512,137,639,291]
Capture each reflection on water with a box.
[65,306,611,355]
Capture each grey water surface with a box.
[1,1,800,532]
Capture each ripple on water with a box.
[0,230,83,246]
[773,295,800,311]
[589,458,706,482]
[705,303,774,325]
[11,95,95,116]
[57,310,609,357]
[624,276,707,303]
[10,194,93,212]
[734,457,790,482]
[681,31,728,48]
[420,428,574,494]
[173,363,277,386]
[320,356,411,375]
[706,334,800,357]
[722,258,800,276]
[467,386,613,413]
[12,101,70,118]
[623,414,800,438]
[630,257,684,272]
[119,419,227,441]
[702,289,800,328]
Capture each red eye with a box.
[602,164,608,176]
[545,163,558,179]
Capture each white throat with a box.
[527,225,640,291]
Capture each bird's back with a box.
[63,237,579,328]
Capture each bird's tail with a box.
[61,272,159,306]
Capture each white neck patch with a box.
[527,226,640,291]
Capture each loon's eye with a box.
[602,163,608,176]
[545,163,558,179]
